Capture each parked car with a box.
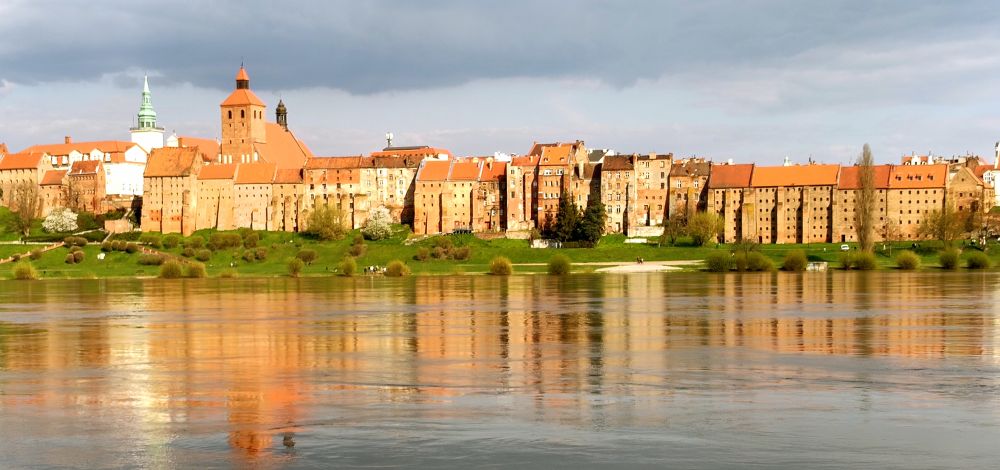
[840,244,850,251]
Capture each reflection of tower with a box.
[130,75,164,152]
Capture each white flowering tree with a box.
[42,207,78,233]
[361,206,393,240]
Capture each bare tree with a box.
[855,143,876,252]
[917,205,963,248]
[8,181,40,237]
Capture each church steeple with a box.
[136,75,160,130]
[236,66,250,90]
[276,99,288,130]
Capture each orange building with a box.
[67,160,106,213]
[744,164,839,244]
[600,155,636,234]
[886,164,947,239]
[706,163,754,242]
[666,157,708,221]
[141,147,205,235]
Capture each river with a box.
[1,273,999,468]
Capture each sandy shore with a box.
[593,260,700,273]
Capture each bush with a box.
[81,231,107,243]
[159,260,184,279]
[839,252,855,270]
[112,240,126,251]
[101,241,113,252]
[185,236,205,249]
[747,252,774,272]
[705,252,731,272]
[547,255,572,275]
[434,237,453,250]
[489,256,513,276]
[208,233,242,250]
[287,258,305,277]
[11,254,20,262]
[733,252,749,272]
[782,250,808,272]
[414,247,430,261]
[69,246,82,253]
[63,236,87,247]
[254,247,268,261]
[687,212,723,247]
[939,249,960,270]
[431,246,447,259]
[12,262,38,280]
[348,243,366,257]
[305,205,347,241]
[853,252,878,271]
[895,251,920,270]
[29,249,42,260]
[125,243,139,254]
[138,254,165,266]
[139,233,162,248]
[243,232,259,249]
[967,252,991,270]
[242,250,257,262]
[339,257,357,276]
[385,260,410,277]
[162,235,180,249]
[361,206,393,241]
[296,249,318,265]
[185,262,207,278]
[195,249,212,262]
[72,251,85,263]
[181,247,195,258]
[452,246,472,261]
[76,212,99,231]
[219,269,237,278]
[65,253,76,264]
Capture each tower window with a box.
[228,110,232,119]
[241,110,245,119]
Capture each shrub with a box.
[967,252,991,270]
[125,243,139,254]
[781,250,808,272]
[747,252,774,272]
[733,252,749,272]
[451,246,472,261]
[489,256,513,276]
[939,249,960,270]
[185,262,207,278]
[853,252,878,271]
[243,232,259,249]
[305,205,347,241]
[69,246,82,253]
[296,249,318,265]
[101,241,113,252]
[434,237,453,250]
[353,233,364,246]
[112,240,126,251]
[219,269,237,278]
[547,254,572,275]
[361,206,394,241]
[385,260,410,277]
[72,251,85,263]
[43,207,78,233]
[414,247,430,261]
[195,249,212,262]
[254,247,268,261]
[431,246,447,259]
[687,212,723,247]
[895,251,920,270]
[208,233,242,250]
[81,231,107,243]
[185,236,205,249]
[348,243,366,257]
[29,249,42,260]
[159,260,184,279]
[64,253,75,264]
[287,258,305,277]
[339,257,357,276]
[162,235,180,249]
[181,247,195,258]
[242,250,257,262]
[138,254,165,266]
[705,252,731,272]
[12,262,38,280]
[76,212,99,231]
[63,236,87,247]
[139,233,162,248]
[11,254,20,262]
[839,252,855,270]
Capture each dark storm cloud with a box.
[1,0,997,94]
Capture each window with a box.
[228,110,232,119]
[241,110,245,119]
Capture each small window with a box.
[241,110,245,119]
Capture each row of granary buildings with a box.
[0,67,997,243]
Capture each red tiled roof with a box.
[669,160,710,177]
[539,145,571,165]
[416,160,451,181]
[306,156,362,169]
[236,66,250,82]
[887,164,947,189]
[178,136,220,162]
[69,160,101,175]
[449,160,481,181]
[707,164,754,189]
[221,89,265,107]
[528,141,580,157]
[254,123,313,169]
[480,161,507,182]
[511,154,539,167]
[198,163,237,180]
[20,140,134,157]
[273,168,303,184]
[0,152,44,170]
[145,147,202,177]
[0,143,8,155]
[40,170,67,186]
[372,146,452,159]
[364,155,424,168]
[973,164,994,179]
[750,164,840,187]
[235,162,276,184]
[602,155,634,171]
[837,165,891,190]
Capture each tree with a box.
[855,143,876,253]
[659,205,688,246]
[879,218,901,242]
[918,205,963,248]
[42,207,78,233]
[8,181,40,237]
[361,206,393,241]
[574,197,607,245]
[305,204,347,241]
[552,191,580,242]
[540,212,556,239]
[686,212,723,246]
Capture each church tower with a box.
[276,99,288,130]
[220,66,267,163]
[130,75,164,152]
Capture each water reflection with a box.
[1,272,999,468]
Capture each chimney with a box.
[177,137,185,147]
[64,136,72,144]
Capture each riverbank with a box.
[0,224,996,279]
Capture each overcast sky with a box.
[2,0,1000,164]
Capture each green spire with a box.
[136,75,158,130]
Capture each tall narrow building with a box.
[220,66,267,163]
[130,75,164,152]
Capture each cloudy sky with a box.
[2,0,999,164]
